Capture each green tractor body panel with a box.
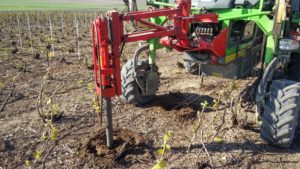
[144,0,300,79]
[148,16,168,64]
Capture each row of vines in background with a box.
[0,11,104,167]
[0,11,104,64]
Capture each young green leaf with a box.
[93,99,101,113]
[163,131,173,142]
[94,105,101,113]
[48,52,55,59]
[200,101,209,112]
[25,160,31,167]
[41,132,48,142]
[46,98,52,105]
[213,137,223,144]
[163,134,170,143]
[0,82,5,90]
[87,82,94,92]
[157,148,163,155]
[78,79,84,85]
[50,126,58,141]
[220,90,224,96]
[167,131,173,137]
[165,144,171,152]
[230,81,237,91]
[152,159,166,169]
[46,119,53,127]
[50,104,59,115]
[34,150,42,160]
[12,76,17,83]
[213,99,219,110]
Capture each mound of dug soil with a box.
[78,128,154,168]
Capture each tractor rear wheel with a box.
[260,79,300,147]
[288,53,300,82]
[121,59,159,106]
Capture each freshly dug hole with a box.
[79,128,153,166]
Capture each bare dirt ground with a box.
[1,12,300,169]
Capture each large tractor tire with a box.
[121,59,159,106]
[288,53,300,82]
[184,61,199,74]
[260,79,300,147]
[183,52,209,75]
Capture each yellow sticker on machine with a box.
[225,49,246,64]
[212,72,222,77]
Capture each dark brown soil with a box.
[77,128,153,168]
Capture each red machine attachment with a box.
[91,0,228,99]
[92,15,122,98]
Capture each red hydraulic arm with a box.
[91,0,227,99]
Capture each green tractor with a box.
[92,0,300,147]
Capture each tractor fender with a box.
[256,57,279,115]
[183,52,210,63]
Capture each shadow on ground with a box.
[145,92,215,112]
